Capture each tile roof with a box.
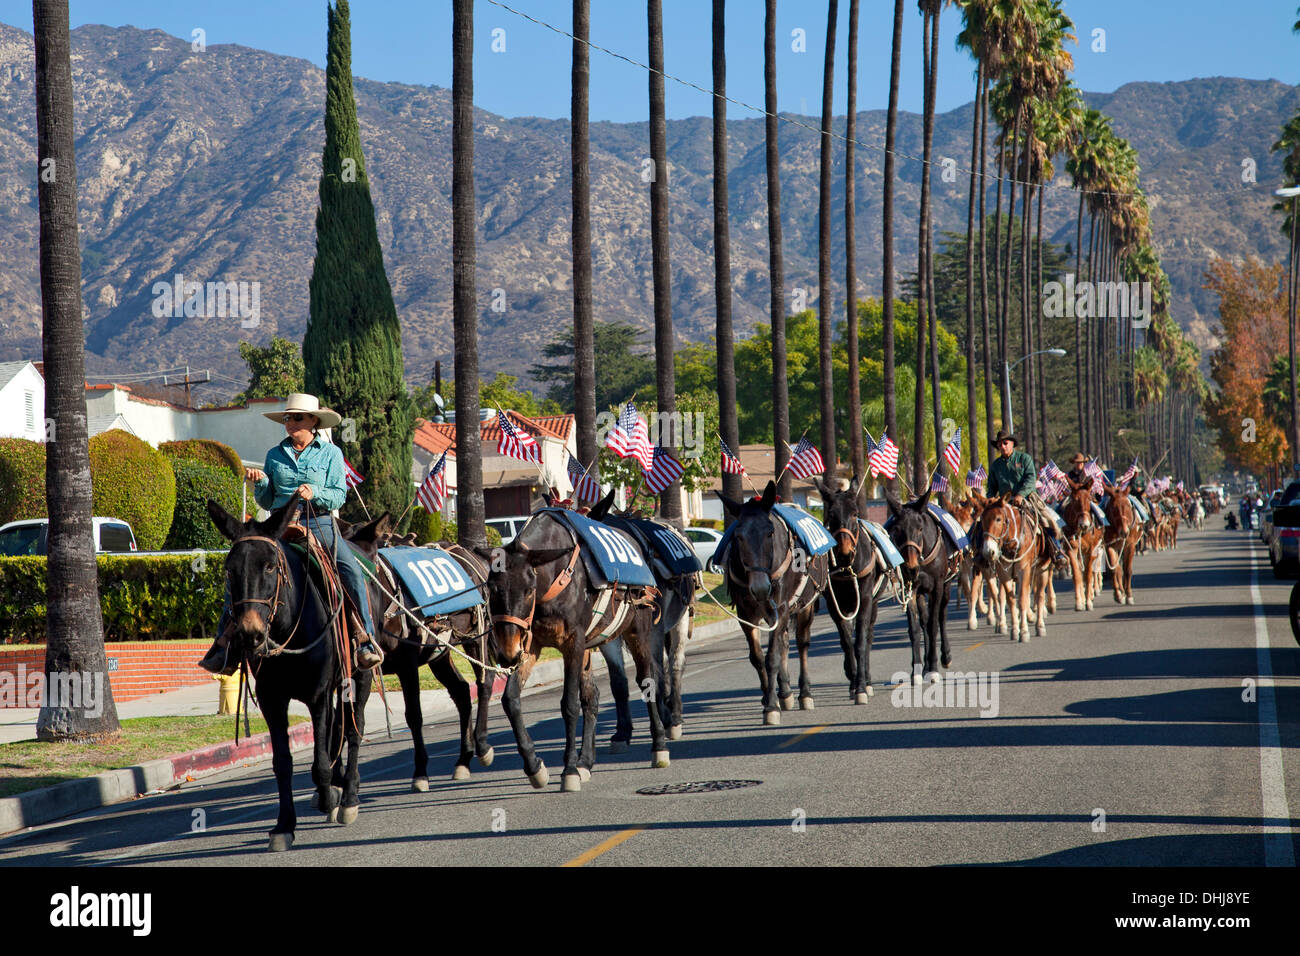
[413,411,574,458]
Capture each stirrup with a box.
[355,639,383,670]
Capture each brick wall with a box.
[0,642,209,707]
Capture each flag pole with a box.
[717,431,760,496]
[349,482,373,522]
[496,404,549,486]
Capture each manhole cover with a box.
[636,779,762,795]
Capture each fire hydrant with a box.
[216,671,242,715]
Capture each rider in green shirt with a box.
[985,429,1068,566]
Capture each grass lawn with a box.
[379,646,563,693]
[0,714,309,800]
[693,572,731,627]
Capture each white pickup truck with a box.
[0,517,138,556]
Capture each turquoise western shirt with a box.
[254,435,347,512]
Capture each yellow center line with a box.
[561,827,645,867]
[776,724,828,749]
[967,641,985,651]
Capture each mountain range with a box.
[0,23,1296,401]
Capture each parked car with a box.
[683,525,724,573]
[484,515,531,546]
[1269,498,1300,578]
[0,517,137,556]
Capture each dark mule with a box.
[717,480,829,725]
[480,508,669,793]
[342,515,496,791]
[816,476,883,704]
[588,493,698,742]
[886,489,955,681]
[208,495,372,851]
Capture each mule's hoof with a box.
[452,765,471,781]
[1113,592,1123,604]
[268,832,294,852]
[911,673,921,686]
[763,710,781,726]
[411,776,429,793]
[528,764,550,789]
[1036,625,1046,637]
[651,751,670,769]
[668,724,683,740]
[926,671,941,684]
[1126,595,1135,605]
[577,766,592,782]
[854,692,869,705]
[967,619,978,631]
[779,695,795,711]
[1087,600,1094,610]
[477,746,495,768]
[339,805,359,826]
[325,807,339,824]
[608,739,630,754]
[561,773,582,793]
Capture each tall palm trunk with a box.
[571,0,596,474]
[34,0,120,741]
[924,5,944,478]
[1000,114,1020,432]
[912,6,932,485]
[1035,185,1048,457]
[964,60,982,468]
[844,0,863,477]
[1085,207,1097,453]
[881,0,905,492]
[766,0,791,497]
[1019,136,1033,456]
[712,0,741,514]
[452,0,484,548]
[1074,190,1084,449]
[978,71,994,460]
[817,0,839,477]
[648,0,680,522]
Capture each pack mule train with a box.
[207,492,372,852]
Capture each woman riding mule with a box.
[199,394,383,675]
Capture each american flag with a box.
[416,452,447,513]
[966,463,987,488]
[941,428,962,474]
[497,410,541,463]
[605,401,653,471]
[343,458,364,489]
[784,436,826,479]
[720,436,747,476]
[1176,480,1184,492]
[867,429,899,480]
[566,452,600,503]
[1038,460,1067,502]
[1118,457,1138,487]
[644,446,685,495]
[1084,456,1106,495]
[930,474,949,494]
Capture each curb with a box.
[0,617,743,839]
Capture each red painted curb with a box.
[168,721,315,779]
[469,676,508,702]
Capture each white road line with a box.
[1249,546,1294,866]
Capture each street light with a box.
[1274,185,1300,473]
[1003,348,1066,437]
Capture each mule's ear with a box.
[525,546,573,568]
[256,493,302,540]
[716,490,744,517]
[885,493,903,519]
[815,477,835,501]
[472,544,497,561]
[347,512,389,547]
[588,488,616,520]
[916,485,932,509]
[1102,481,1118,496]
[760,480,777,510]
[207,498,246,542]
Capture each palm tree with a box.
[882,0,905,491]
[765,0,791,498]
[713,0,742,512]
[648,0,681,521]
[817,0,840,476]
[1067,107,1106,449]
[957,0,986,469]
[917,0,949,486]
[844,0,863,477]
[571,0,597,478]
[452,0,485,549]
[33,0,121,741]
[1271,110,1300,465]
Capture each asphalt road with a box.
[1,522,1296,867]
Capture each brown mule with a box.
[1103,483,1143,605]
[1060,478,1104,612]
[978,495,1051,642]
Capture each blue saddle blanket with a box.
[771,504,835,556]
[379,545,484,617]
[604,516,702,576]
[542,508,657,588]
[859,519,904,568]
[1092,501,1110,527]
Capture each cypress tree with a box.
[303,0,412,523]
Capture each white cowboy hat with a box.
[262,393,342,430]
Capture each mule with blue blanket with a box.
[716,481,829,724]
[342,515,495,791]
[480,507,670,793]
[817,477,897,704]
[887,488,959,680]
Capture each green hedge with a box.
[0,437,47,525]
[89,430,176,551]
[165,460,242,550]
[0,554,226,644]
[159,439,243,478]
[689,518,723,530]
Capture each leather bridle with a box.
[726,516,794,594]
[490,537,582,645]
[229,535,290,629]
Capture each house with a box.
[0,361,45,442]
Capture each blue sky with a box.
[1,0,1298,120]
